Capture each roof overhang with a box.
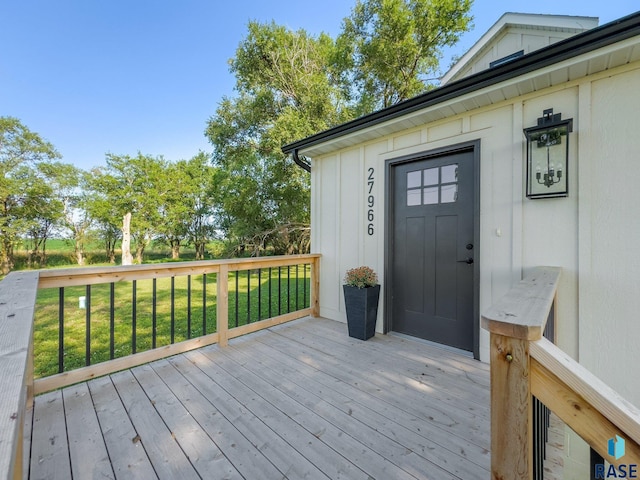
[282,11,640,159]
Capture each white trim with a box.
[442,13,599,84]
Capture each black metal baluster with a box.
[287,265,291,312]
[534,396,543,480]
[268,267,272,318]
[202,274,207,335]
[110,283,115,359]
[187,275,192,339]
[258,269,262,321]
[590,448,605,480]
[235,272,239,327]
[58,287,64,373]
[247,269,251,324]
[152,278,157,349]
[278,267,282,316]
[304,263,308,308]
[295,264,299,311]
[532,299,557,480]
[171,277,175,344]
[132,280,137,354]
[85,285,91,366]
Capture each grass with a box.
[34,265,311,378]
[13,238,220,270]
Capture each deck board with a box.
[254,324,492,462]
[29,390,71,480]
[226,332,485,478]
[29,317,494,480]
[169,353,329,480]
[87,376,157,480]
[130,363,243,480]
[110,369,200,480]
[219,338,462,480]
[63,382,114,479]
[201,346,419,480]
[149,357,287,480]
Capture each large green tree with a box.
[0,117,60,274]
[48,163,93,266]
[91,153,168,265]
[157,153,218,260]
[338,0,473,111]
[206,21,342,255]
[206,0,473,254]
[21,162,67,268]
[85,170,122,264]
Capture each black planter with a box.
[343,284,380,340]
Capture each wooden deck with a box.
[28,317,492,480]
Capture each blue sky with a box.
[1,1,637,170]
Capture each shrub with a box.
[344,266,378,288]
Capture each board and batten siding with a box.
[580,67,640,404]
[310,61,640,411]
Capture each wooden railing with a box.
[0,254,320,480]
[482,267,640,479]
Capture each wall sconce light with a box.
[524,108,573,199]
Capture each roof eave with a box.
[282,11,640,156]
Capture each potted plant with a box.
[343,266,380,340]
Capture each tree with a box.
[337,0,473,111]
[0,117,60,274]
[181,153,218,260]
[85,170,122,264]
[155,153,217,260]
[91,153,167,265]
[45,163,93,266]
[206,22,343,255]
[206,2,473,254]
[21,163,64,267]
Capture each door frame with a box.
[384,139,481,359]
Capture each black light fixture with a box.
[524,109,573,199]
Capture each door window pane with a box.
[407,189,421,206]
[407,171,421,189]
[441,184,458,203]
[423,186,439,205]
[423,168,439,186]
[441,164,458,183]
[406,162,459,206]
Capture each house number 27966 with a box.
[367,167,375,236]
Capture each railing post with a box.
[483,267,561,480]
[490,332,533,480]
[310,257,320,317]
[217,265,229,347]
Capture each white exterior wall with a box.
[310,62,640,408]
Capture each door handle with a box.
[457,257,474,264]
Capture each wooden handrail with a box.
[481,266,560,340]
[37,254,319,288]
[0,272,39,480]
[0,254,321,479]
[531,339,640,465]
[482,266,640,479]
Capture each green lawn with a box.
[34,266,311,378]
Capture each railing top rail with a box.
[0,271,39,478]
[531,337,640,447]
[37,254,321,289]
[482,266,561,340]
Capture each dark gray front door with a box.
[390,148,477,352]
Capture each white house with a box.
[283,10,640,412]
